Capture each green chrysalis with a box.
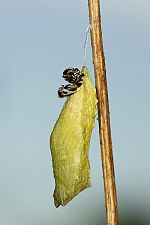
[50,66,97,207]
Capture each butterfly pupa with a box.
[50,66,98,207]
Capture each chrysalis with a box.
[50,66,97,207]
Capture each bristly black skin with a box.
[58,67,84,98]
[62,67,84,87]
[58,84,77,98]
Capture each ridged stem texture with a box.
[88,1,118,225]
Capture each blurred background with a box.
[0,0,150,224]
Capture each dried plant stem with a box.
[88,1,118,225]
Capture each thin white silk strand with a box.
[83,25,91,66]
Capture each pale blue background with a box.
[0,0,150,224]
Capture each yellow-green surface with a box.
[50,66,97,207]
